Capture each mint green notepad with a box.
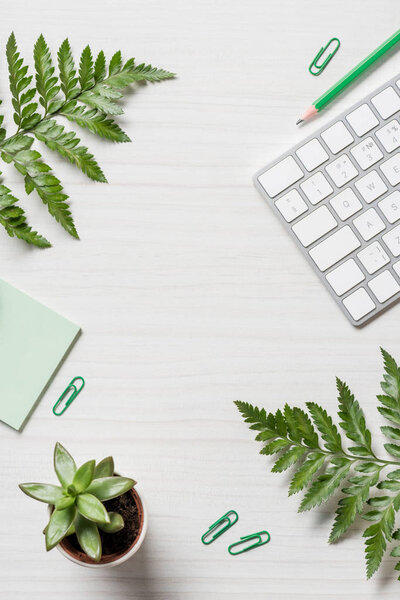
[0,280,81,431]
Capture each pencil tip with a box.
[296,119,303,125]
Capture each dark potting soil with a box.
[68,491,140,556]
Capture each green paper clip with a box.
[53,377,85,416]
[309,37,340,76]
[228,530,270,555]
[201,510,238,545]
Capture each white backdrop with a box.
[2,0,400,598]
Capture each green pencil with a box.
[297,28,400,124]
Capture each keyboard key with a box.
[325,155,358,187]
[357,241,390,274]
[355,170,387,203]
[321,121,353,154]
[394,261,400,278]
[326,259,365,296]
[258,156,303,198]
[376,119,400,152]
[275,189,308,223]
[292,206,337,247]
[368,270,400,303]
[380,153,400,186]
[350,137,383,170]
[371,86,400,119]
[296,139,329,172]
[346,104,379,137]
[309,226,360,271]
[378,191,400,224]
[382,224,400,257]
[330,188,362,220]
[353,208,385,241]
[300,172,333,205]
[343,288,375,321]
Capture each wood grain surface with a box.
[1,0,400,597]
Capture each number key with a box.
[275,189,308,222]
[325,155,358,187]
[376,119,400,153]
[350,137,383,170]
[300,172,333,205]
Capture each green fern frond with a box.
[94,50,106,82]
[0,33,174,247]
[34,34,60,114]
[288,452,325,496]
[79,45,94,91]
[6,32,40,130]
[34,120,106,182]
[299,458,351,512]
[330,467,380,543]
[306,402,343,453]
[337,378,373,457]
[109,51,122,76]
[79,91,123,115]
[0,180,50,247]
[236,349,400,583]
[57,39,79,101]
[60,102,130,142]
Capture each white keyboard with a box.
[254,73,400,326]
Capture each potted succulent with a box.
[19,442,147,567]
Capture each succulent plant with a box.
[19,442,135,562]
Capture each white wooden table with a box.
[2,0,400,597]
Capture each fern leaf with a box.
[79,45,94,91]
[0,181,50,247]
[34,119,106,182]
[34,34,60,114]
[109,50,122,76]
[0,112,6,142]
[384,443,400,459]
[106,62,175,87]
[27,172,77,238]
[299,458,351,512]
[377,349,400,426]
[391,529,400,579]
[260,439,290,455]
[381,426,400,441]
[274,408,287,437]
[306,402,343,453]
[57,39,79,100]
[283,404,301,442]
[60,102,130,142]
[271,446,305,473]
[94,50,106,82]
[234,401,275,433]
[6,32,40,129]
[363,503,396,578]
[329,470,379,543]
[79,91,123,115]
[1,133,33,156]
[337,378,373,456]
[77,55,174,115]
[292,407,319,448]
[5,141,78,238]
[377,479,400,491]
[288,452,325,496]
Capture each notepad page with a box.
[0,280,81,431]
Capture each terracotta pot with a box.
[51,486,148,568]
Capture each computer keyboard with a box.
[254,73,400,326]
